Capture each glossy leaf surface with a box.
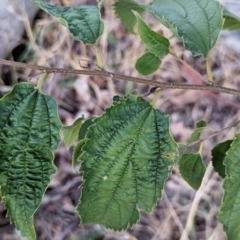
[32,0,104,44]
[135,52,161,75]
[179,153,206,190]
[114,0,145,33]
[77,95,178,230]
[147,0,223,57]
[62,117,84,149]
[134,11,169,57]
[0,83,62,240]
[211,140,232,178]
[219,134,240,239]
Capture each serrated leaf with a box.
[211,140,232,178]
[147,0,223,57]
[78,117,95,140]
[0,83,62,240]
[32,0,104,45]
[113,0,145,33]
[190,120,207,142]
[72,139,87,169]
[135,52,161,75]
[134,11,169,57]
[219,134,240,239]
[62,117,84,149]
[223,8,240,31]
[77,95,178,230]
[179,153,206,190]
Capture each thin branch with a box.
[188,119,240,146]
[1,58,240,96]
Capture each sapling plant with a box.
[0,0,240,239]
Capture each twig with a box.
[188,119,240,146]
[1,58,240,96]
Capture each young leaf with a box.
[219,134,240,239]
[78,117,95,140]
[133,11,170,57]
[62,117,84,149]
[0,83,62,240]
[72,139,87,169]
[135,52,161,75]
[113,0,145,33]
[190,120,207,142]
[32,0,104,45]
[77,95,178,230]
[147,0,223,57]
[211,140,232,178]
[179,153,206,190]
[223,8,240,31]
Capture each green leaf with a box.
[32,0,104,45]
[135,52,161,75]
[0,83,62,240]
[147,0,223,57]
[78,117,95,140]
[113,0,145,33]
[219,134,240,239]
[179,153,206,190]
[223,8,240,31]
[133,11,169,57]
[211,140,232,178]
[190,120,207,142]
[62,117,84,149]
[72,139,87,169]
[77,95,178,230]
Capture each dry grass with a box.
[1,0,240,239]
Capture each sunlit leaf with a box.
[147,0,223,57]
[219,134,240,240]
[135,52,161,75]
[32,0,104,44]
[179,153,206,190]
[77,95,178,230]
[0,83,62,240]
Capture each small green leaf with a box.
[62,117,84,149]
[32,0,104,44]
[219,134,240,239]
[78,118,95,140]
[113,0,145,33]
[147,0,223,57]
[223,8,240,31]
[0,83,62,240]
[190,120,207,142]
[72,139,87,169]
[133,11,169,57]
[211,140,232,178]
[179,153,206,190]
[77,95,178,230]
[135,52,161,75]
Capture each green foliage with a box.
[190,120,207,142]
[211,140,233,178]
[135,52,161,75]
[113,0,145,33]
[147,0,223,57]
[223,8,240,31]
[77,95,178,230]
[32,0,104,45]
[133,11,170,57]
[72,139,87,169]
[0,83,62,240]
[78,117,95,140]
[219,134,240,239]
[62,117,84,149]
[179,153,206,190]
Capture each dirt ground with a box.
[1,0,240,239]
